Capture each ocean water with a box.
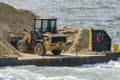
[0,60,120,80]
[0,0,120,80]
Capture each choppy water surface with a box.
[0,61,120,80]
[0,0,120,80]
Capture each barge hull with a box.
[0,53,120,66]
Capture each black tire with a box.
[34,42,46,56]
[17,40,27,53]
[52,50,62,55]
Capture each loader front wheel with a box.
[52,50,62,55]
[34,42,46,56]
[17,40,27,53]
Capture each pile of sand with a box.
[0,2,39,33]
[0,41,21,57]
[0,23,11,41]
[59,27,89,54]
[0,2,39,57]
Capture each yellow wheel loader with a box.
[17,18,66,56]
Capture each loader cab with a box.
[34,18,57,39]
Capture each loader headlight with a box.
[43,36,50,41]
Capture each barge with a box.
[0,52,120,66]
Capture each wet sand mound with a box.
[59,27,89,53]
[0,2,38,57]
[0,2,39,32]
